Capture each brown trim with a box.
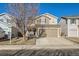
[61,16,79,19]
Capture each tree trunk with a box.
[23,34,25,41]
[23,34,28,41]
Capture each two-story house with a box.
[0,27,5,38]
[34,13,61,38]
[60,16,79,37]
[0,13,18,39]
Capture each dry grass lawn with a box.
[66,37,79,44]
[0,37,36,45]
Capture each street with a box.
[0,49,79,56]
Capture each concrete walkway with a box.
[36,37,76,46]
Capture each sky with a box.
[0,3,79,21]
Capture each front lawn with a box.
[0,37,36,45]
[66,37,79,44]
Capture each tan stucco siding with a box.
[59,19,68,36]
[48,17,57,24]
[78,27,79,37]
[35,15,57,25]
[38,27,60,37]
[44,14,57,24]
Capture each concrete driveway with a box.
[36,37,76,46]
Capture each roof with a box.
[0,13,17,27]
[35,13,58,19]
[0,13,9,16]
[0,14,5,16]
[0,13,16,21]
[61,16,79,19]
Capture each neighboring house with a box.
[0,13,18,39]
[34,13,61,38]
[60,16,79,37]
[0,27,5,38]
[35,13,57,25]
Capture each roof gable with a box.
[35,13,58,19]
[0,13,16,22]
[0,13,17,27]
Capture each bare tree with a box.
[7,3,39,40]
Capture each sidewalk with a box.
[0,45,79,50]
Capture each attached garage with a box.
[45,28,58,37]
[36,24,60,38]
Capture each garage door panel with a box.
[45,29,58,37]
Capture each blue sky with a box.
[0,3,79,21]
[40,3,79,16]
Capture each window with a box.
[45,18,46,23]
[41,17,46,24]
[70,19,76,24]
[0,19,3,22]
[41,19,45,24]
[40,17,49,24]
[45,18,49,24]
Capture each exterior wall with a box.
[45,14,57,24]
[78,27,79,37]
[35,13,59,38]
[35,14,57,25]
[0,13,17,38]
[45,29,58,37]
[59,18,68,36]
[0,28,5,38]
[35,16,49,24]
[68,19,78,37]
[0,21,10,35]
[49,17,57,24]
[60,18,79,37]
[12,27,18,37]
[77,19,79,37]
[37,27,60,38]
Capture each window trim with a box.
[70,18,76,24]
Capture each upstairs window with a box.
[41,17,46,24]
[41,19,45,24]
[70,19,76,24]
[0,19,3,22]
[45,18,49,24]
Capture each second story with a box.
[0,13,17,28]
[60,16,79,26]
[34,13,58,25]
